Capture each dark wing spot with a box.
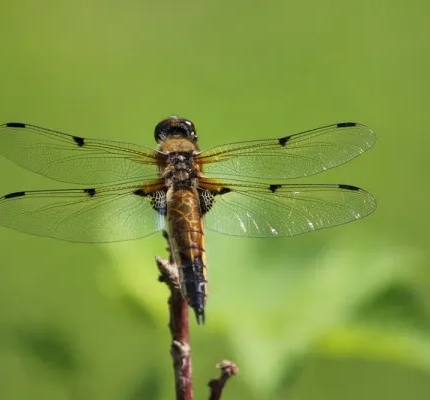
[83,188,96,197]
[134,189,147,196]
[4,191,26,199]
[134,188,167,215]
[199,189,215,215]
[218,187,231,195]
[337,122,356,128]
[269,184,282,193]
[199,187,231,215]
[339,184,360,191]
[6,122,26,128]
[73,136,85,147]
[150,190,167,216]
[278,136,291,147]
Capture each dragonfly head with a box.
[154,116,198,143]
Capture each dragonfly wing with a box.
[0,182,166,242]
[0,123,162,185]
[200,179,376,237]
[198,123,375,181]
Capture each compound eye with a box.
[183,119,197,140]
[154,118,171,143]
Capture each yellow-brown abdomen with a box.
[167,187,208,323]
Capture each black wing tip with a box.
[5,122,26,128]
[338,184,360,191]
[337,122,357,128]
[3,191,26,199]
[194,307,206,325]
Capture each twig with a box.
[207,360,239,400]
[156,231,193,400]
[156,232,238,400]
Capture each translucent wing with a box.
[200,179,376,237]
[0,123,162,185]
[198,122,375,181]
[0,182,166,242]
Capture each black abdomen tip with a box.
[193,306,206,325]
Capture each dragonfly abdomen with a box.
[167,187,208,324]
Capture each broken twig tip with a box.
[208,359,238,400]
[217,360,239,377]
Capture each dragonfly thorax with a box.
[163,151,199,188]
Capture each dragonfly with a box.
[0,117,376,323]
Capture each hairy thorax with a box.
[158,138,201,188]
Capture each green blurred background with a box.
[1,0,429,399]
